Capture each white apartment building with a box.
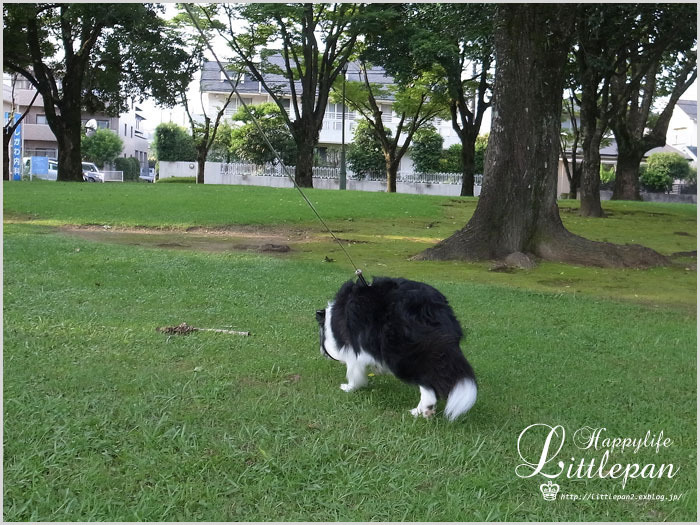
[3,75,150,172]
[198,58,462,172]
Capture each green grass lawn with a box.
[3,181,697,521]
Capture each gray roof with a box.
[200,56,395,98]
[676,99,697,123]
[599,140,694,161]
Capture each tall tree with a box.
[414,5,666,268]
[337,62,447,191]
[608,4,697,201]
[215,3,363,187]
[571,3,617,217]
[366,3,494,196]
[176,4,233,184]
[3,4,193,181]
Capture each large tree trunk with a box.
[612,146,644,200]
[578,83,606,217]
[386,156,398,193]
[413,5,667,269]
[292,119,318,188]
[196,152,206,184]
[459,136,476,197]
[54,105,84,182]
[579,145,605,217]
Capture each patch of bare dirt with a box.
[58,224,320,254]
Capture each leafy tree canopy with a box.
[411,126,443,173]
[81,129,123,168]
[230,102,297,165]
[153,122,197,162]
[347,119,387,179]
[640,152,694,192]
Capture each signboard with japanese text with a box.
[4,112,23,180]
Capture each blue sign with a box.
[5,112,22,180]
[31,156,48,175]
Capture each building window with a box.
[221,71,245,83]
[380,103,393,123]
[97,120,110,129]
[223,97,253,118]
[36,114,48,125]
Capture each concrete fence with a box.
[158,161,482,197]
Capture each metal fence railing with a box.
[217,162,482,186]
[24,149,57,159]
[102,171,123,182]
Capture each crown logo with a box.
[539,480,560,501]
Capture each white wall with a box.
[159,161,480,197]
[158,161,199,179]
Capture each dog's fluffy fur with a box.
[316,277,477,420]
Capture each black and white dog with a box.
[316,277,477,420]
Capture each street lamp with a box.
[339,63,349,190]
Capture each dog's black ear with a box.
[315,309,326,323]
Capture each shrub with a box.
[440,144,462,173]
[411,126,443,173]
[229,103,296,165]
[438,135,489,174]
[81,129,123,168]
[114,157,141,181]
[600,164,616,190]
[347,120,386,179]
[153,123,196,162]
[640,152,692,193]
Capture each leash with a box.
[184,4,369,288]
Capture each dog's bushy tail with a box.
[444,377,478,421]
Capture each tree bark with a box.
[54,99,85,182]
[612,147,644,200]
[579,144,605,217]
[459,134,477,197]
[294,135,316,188]
[385,156,398,192]
[578,82,606,217]
[413,4,667,269]
[196,154,206,184]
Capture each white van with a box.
[82,162,104,182]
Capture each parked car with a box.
[82,162,104,182]
[22,157,58,180]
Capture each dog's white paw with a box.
[410,406,436,418]
[340,383,355,392]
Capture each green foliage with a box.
[347,120,386,178]
[473,134,488,174]
[229,103,296,165]
[438,135,489,174]
[208,121,238,163]
[114,157,141,182]
[411,126,443,173]
[81,129,123,168]
[440,144,463,173]
[640,152,693,192]
[153,123,196,162]
[600,164,616,189]
[3,4,195,114]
